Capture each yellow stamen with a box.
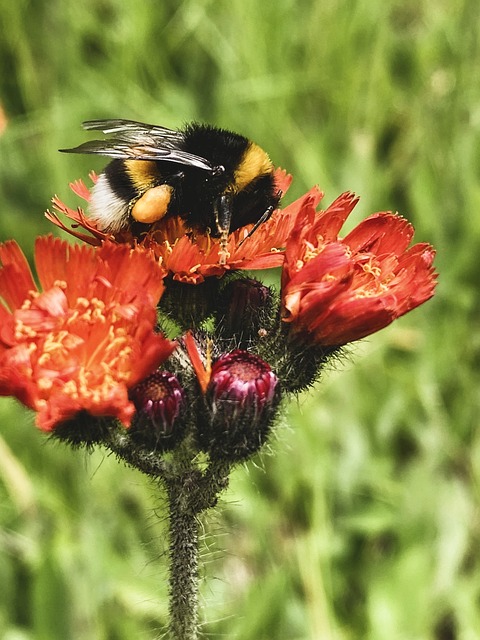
[15,321,38,340]
[37,377,53,391]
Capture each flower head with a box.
[281,192,437,346]
[185,334,280,461]
[130,370,184,435]
[129,370,185,451]
[214,277,275,344]
[46,170,323,284]
[0,236,176,431]
[207,350,278,418]
[203,350,280,461]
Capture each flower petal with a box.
[343,212,414,255]
[0,241,37,310]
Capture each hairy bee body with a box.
[62,120,280,239]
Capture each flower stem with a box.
[165,476,200,640]
[107,430,233,639]
[162,459,231,639]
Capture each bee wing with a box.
[82,119,183,142]
[60,119,215,172]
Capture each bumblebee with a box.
[61,119,281,255]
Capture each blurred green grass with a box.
[0,0,479,638]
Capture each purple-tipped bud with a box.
[199,350,280,461]
[209,350,277,417]
[130,371,185,450]
[217,278,274,342]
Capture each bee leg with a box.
[214,194,233,265]
[237,189,283,248]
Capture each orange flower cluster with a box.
[0,237,175,430]
[0,167,436,434]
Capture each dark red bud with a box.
[198,350,280,462]
[208,350,277,418]
[130,371,184,437]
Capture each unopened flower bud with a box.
[198,350,280,461]
[130,371,185,451]
[216,278,275,344]
[159,278,221,329]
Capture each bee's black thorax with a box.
[178,123,277,233]
[182,123,250,171]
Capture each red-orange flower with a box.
[0,236,176,431]
[281,192,437,346]
[47,170,325,284]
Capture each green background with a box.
[0,0,478,638]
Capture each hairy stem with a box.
[165,476,200,640]
[107,431,233,639]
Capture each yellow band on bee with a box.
[233,143,273,192]
[125,160,158,190]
